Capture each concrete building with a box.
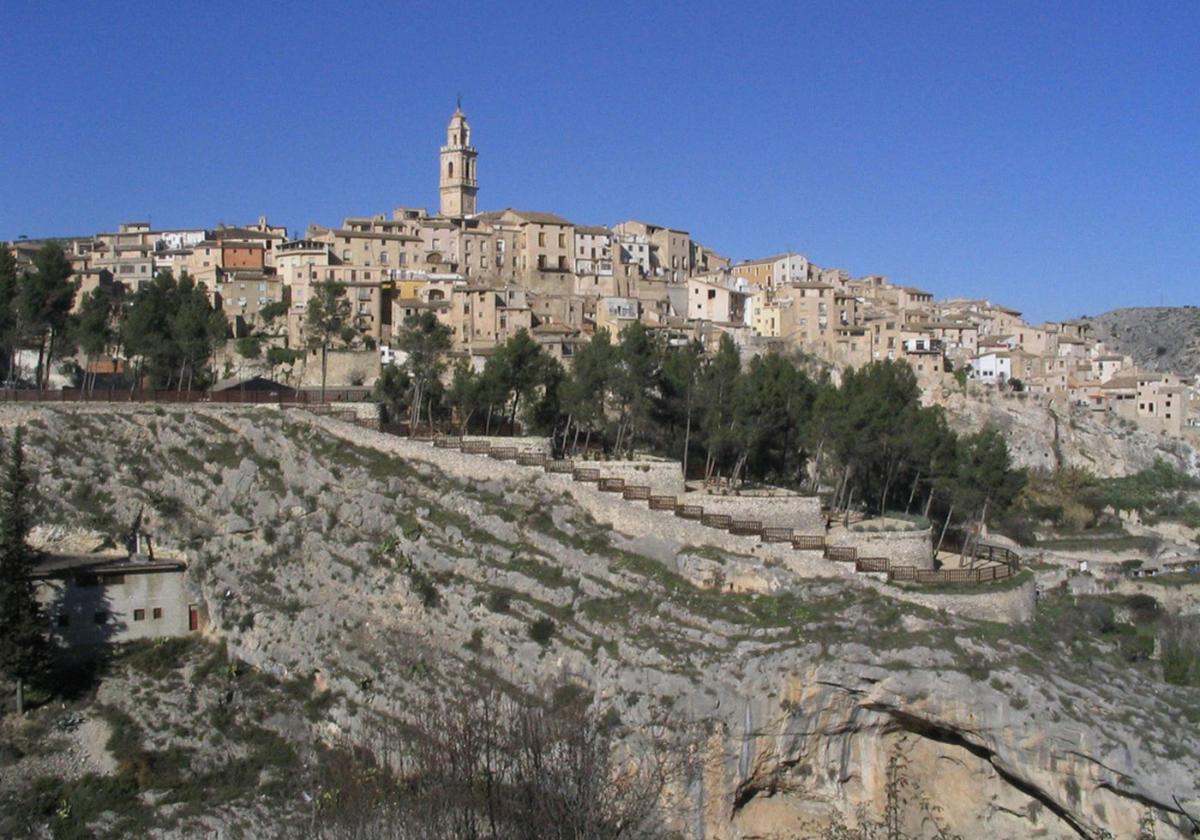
[34,552,199,648]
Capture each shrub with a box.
[1160,616,1200,687]
[487,589,512,613]
[528,617,556,646]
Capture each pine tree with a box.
[0,427,46,714]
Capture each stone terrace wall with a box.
[868,574,1037,623]
[585,459,685,496]
[461,436,551,455]
[835,527,934,570]
[683,491,824,533]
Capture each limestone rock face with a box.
[940,388,1200,478]
[7,404,1200,839]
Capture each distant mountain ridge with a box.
[1083,306,1200,377]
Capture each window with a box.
[133,609,145,621]
[538,232,546,247]
[380,252,388,264]
[448,161,454,178]
[558,233,565,248]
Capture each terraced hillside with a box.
[1,404,1198,839]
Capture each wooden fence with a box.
[516,453,547,467]
[791,534,826,551]
[461,441,491,455]
[675,504,704,520]
[887,564,1015,584]
[487,446,518,461]
[0,387,374,404]
[729,519,763,536]
[855,556,889,573]
[648,495,677,511]
[622,485,651,501]
[544,461,575,475]
[598,478,626,493]
[762,527,794,544]
[825,545,858,562]
[572,468,601,483]
[701,513,732,529]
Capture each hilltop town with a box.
[5,107,1196,443]
[2,108,1200,840]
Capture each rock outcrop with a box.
[1084,307,1200,378]
[5,404,1199,838]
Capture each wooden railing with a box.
[516,453,547,467]
[648,495,677,511]
[791,534,826,551]
[461,441,491,455]
[701,513,732,529]
[887,564,1016,584]
[856,556,889,573]
[675,504,704,520]
[573,468,601,483]
[598,477,626,493]
[729,519,763,536]
[0,387,374,404]
[622,485,651,501]
[825,545,858,562]
[487,446,518,460]
[762,527,794,543]
[433,436,461,449]
[545,461,575,474]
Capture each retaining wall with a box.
[586,459,685,496]
[461,436,552,455]
[682,491,824,533]
[833,526,934,570]
[872,574,1037,623]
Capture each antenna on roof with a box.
[457,93,462,110]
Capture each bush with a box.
[1160,616,1200,687]
[487,589,512,613]
[528,617,556,646]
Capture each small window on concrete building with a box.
[153,608,163,620]
[133,609,145,621]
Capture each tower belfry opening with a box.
[439,106,477,218]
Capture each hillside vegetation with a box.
[0,405,1198,838]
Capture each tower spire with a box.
[439,106,477,217]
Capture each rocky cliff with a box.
[1083,307,1200,378]
[3,404,1199,839]
[938,386,1200,479]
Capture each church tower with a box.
[439,106,477,217]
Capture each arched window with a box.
[448,161,454,178]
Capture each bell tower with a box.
[439,105,477,217]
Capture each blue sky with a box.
[1,0,1196,322]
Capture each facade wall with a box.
[37,567,193,647]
